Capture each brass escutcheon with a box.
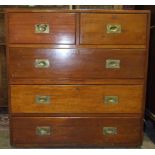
[105,59,120,69]
[35,59,50,68]
[35,24,50,33]
[104,96,119,105]
[107,24,121,33]
[35,95,51,104]
[103,127,117,135]
[36,126,51,136]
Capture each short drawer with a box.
[80,13,148,45]
[8,13,76,44]
[11,85,143,114]
[9,48,146,83]
[11,116,142,147]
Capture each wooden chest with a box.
[6,9,150,147]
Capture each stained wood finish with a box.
[0,12,7,107]
[0,46,7,107]
[11,85,143,114]
[0,13,5,43]
[9,79,144,85]
[80,13,148,45]
[6,9,150,148]
[9,48,146,83]
[11,117,142,147]
[8,13,76,44]
[8,44,147,49]
[5,9,150,13]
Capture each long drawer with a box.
[11,85,143,114]
[80,13,148,45]
[9,48,146,83]
[8,13,76,44]
[11,116,142,147]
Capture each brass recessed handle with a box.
[103,127,117,135]
[36,126,51,136]
[35,24,50,33]
[105,59,120,69]
[104,96,119,105]
[107,24,121,33]
[35,95,51,104]
[35,59,50,68]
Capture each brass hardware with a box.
[106,59,120,69]
[103,127,117,135]
[36,126,51,136]
[35,59,50,68]
[35,24,50,33]
[104,96,119,105]
[35,95,51,104]
[107,24,121,33]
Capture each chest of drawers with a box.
[6,9,150,147]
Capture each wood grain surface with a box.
[80,13,148,45]
[10,85,143,114]
[11,116,142,147]
[9,48,146,83]
[6,9,150,148]
[8,13,76,44]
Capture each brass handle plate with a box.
[35,24,50,33]
[104,96,119,105]
[103,127,117,135]
[107,24,121,33]
[35,95,51,104]
[35,59,50,68]
[36,126,51,136]
[105,59,120,69]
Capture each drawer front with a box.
[9,48,146,82]
[11,85,143,114]
[8,13,76,44]
[12,117,142,147]
[80,13,148,45]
